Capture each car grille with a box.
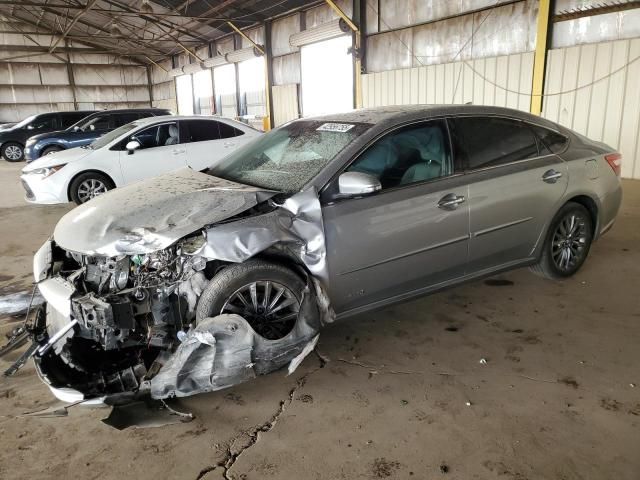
[21,179,34,200]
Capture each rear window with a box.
[530,125,568,154]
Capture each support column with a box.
[64,40,78,110]
[530,0,553,115]
[146,65,154,107]
[264,20,274,130]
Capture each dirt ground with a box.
[0,161,638,480]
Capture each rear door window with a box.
[28,114,57,131]
[60,112,90,128]
[183,119,243,143]
[452,117,540,170]
[114,113,141,127]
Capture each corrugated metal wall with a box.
[542,38,640,179]
[150,58,177,112]
[362,52,534,111]
[272,84,299,126]
[0,20,152,122]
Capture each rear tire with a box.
[196,260,306,340]
[2,142,24,162]
[69,172,114,205]
[530,202,593,279]
[42,145,63,157]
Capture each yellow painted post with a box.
[530,0,552,115]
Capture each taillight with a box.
[605,152,622,177]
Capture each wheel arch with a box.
[564,194,599,238]
[1,140,24,154]
[66,169,116,202]
[41,143,65,153]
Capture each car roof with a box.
[301,104,562,131]
[132,114,245,126]
[84,108,169,117]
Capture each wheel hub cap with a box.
[77,179,107,203]
[551,213,588,271]
[5,145,21,160]
[221,281,300,340]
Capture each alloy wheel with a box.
[221,281,300,340]
[551,212,589,272]
[77,178,108,203]
[4,145,22,161]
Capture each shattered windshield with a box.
[207,120,371,193]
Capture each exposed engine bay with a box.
[35,239,219,399]
[19,171,332,403]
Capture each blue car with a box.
[24,108,172,162]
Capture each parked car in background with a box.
[26,105,622,403]
[0,122,16,131]
[21,115,261,204]
[0,111,94,162]
[24,108,172,162]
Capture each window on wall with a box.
[300,35,353,117]
[238,56,266,118]
[176,74,194,115]
[193,70,213,115]
[213,64,237,118]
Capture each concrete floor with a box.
[0,161,638,480]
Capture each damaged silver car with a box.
[24,105,622,403]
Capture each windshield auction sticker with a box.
[316,123,355,132]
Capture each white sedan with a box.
[21,115,261,204]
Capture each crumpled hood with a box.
[53,168,277,256]
[22,147,92,172]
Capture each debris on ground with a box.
[101,398,193,430]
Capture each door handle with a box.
[542,169,563,183]
[223,142,236,148]
[172,149,185,155]
[438,193,466,210]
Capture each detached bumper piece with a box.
[151,288,320,399]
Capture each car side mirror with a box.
[338,171,382,197]
[126,140,141,155]
[89,124,96,131]
[27,125,34,130]
[73,126,81,132]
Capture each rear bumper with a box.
[597,182,623,238]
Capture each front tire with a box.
[2,142,24,162]
[531,202,593,279]
[69,172,114,205]
[196,260,305,340]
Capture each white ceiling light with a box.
[226,46,263,63]
[290,18,350,47]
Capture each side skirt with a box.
[335,257,537,321]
